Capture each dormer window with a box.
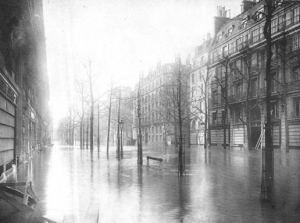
[257,7,264,20]
[218,34,222,41]
[228,28,233,36]
[242,19,247,28]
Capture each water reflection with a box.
[6,144,300,222]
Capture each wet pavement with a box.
[3,144,300,222]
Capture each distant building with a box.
[134,59,190,147]
[0,1,50,178]
[189,36,212,145]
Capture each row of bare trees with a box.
[56,59,135,154]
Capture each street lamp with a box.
[119,119,124,158]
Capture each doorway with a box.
[251,126,261,149]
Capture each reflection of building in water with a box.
[0,1,50,179]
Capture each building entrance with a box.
[251,126,261,149]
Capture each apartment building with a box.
[195,0,300,149]
[189,37,212,145]
[0,1,50,178]
[135,60,190,147]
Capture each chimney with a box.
[241,0,256,13]
[214,6,230,36]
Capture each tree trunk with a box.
[88,60,94,151]
[223,61,229,150]
[247,122,252,150]
[80,119,83,149]
[90,109,94,150]
[137,82,143,165]
[262,0,275,204]
[86,117,89,150]
[177,62,184,177]
[82,123,85,149]
[97,104,100,150]
[117,91,121,159]
[107,90,112,156]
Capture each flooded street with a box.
[7,144,300,222]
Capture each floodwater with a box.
[6,144,300,222]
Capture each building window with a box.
[221,110,225,123]
[229,41,236,54]
[257,7,264,20]
[292,34,300,51]
[237,37,242,51]
[199,71,202,81]
[212,112,217,125]
[235,59,241,75]
[294,7,300,24]
[271,18,278,34]
[242,34,248,47]
[192,73,195,83]
[241,19,247,28]
[213,51,218,63]
[235,108,242,123]
[286,11,292,26]
[271,101,279,119]
[199,99,203,111]
[251,106,261,121]
[222,45,228,57]
[228,28,233,36]
[250,78,258,98]
[278,14,285,31]
[294,97,300,117]
[259,27,264,40]
[235,82,242,99]
[252,29,259,43]
[271,71,278,93]
[218,34,222,42]
[201,56,204,65]
[191,87,196,98]
[191,120,196,130]
[212,90,218,104]
[251,52,258,69]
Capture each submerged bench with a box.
[146,156,163,168]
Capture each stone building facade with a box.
[190,0,300,149]
[134,61,190,147]
[0,1,50,179]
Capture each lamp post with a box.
[119,119,124,158]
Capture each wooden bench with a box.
[146,156,163,168]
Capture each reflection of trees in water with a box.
[178,178,191,222]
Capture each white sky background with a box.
[43,0,241,126]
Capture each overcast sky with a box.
[43,0,242,123]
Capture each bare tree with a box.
[74,81,89,149]
[160,58,190,176]
[136,80,143,165]
[83,58,97,151]
[233,49,262,150]
[190,63,212,149]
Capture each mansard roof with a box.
[212,1,264,47]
